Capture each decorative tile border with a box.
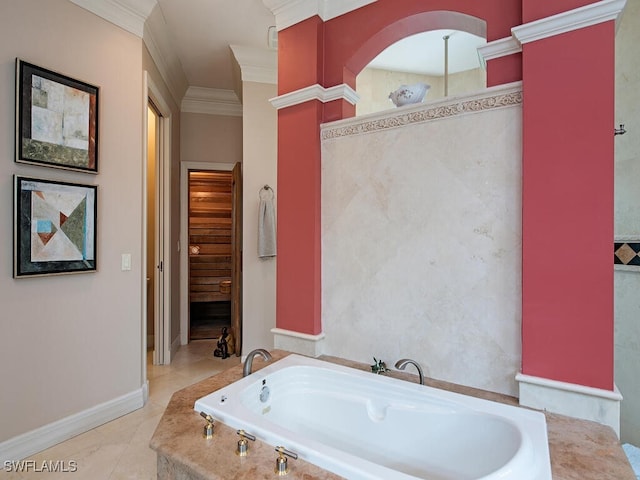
[615,237,640,271]
[321,82,522,140]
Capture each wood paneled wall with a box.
[189,171,232,303]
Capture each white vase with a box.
[388,83,430,107]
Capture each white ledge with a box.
[615,235,640,242]
[516,373,622,401]
[321,81,522,139]
[271,327,325,341]
[516,373,621,435]
[272,328,326,357]
[512,0,627,45]
[270,83,360,110]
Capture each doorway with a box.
[146,104,158,351]
[180,162,243,355]
[188,170,233,340]
[145,72,172,368]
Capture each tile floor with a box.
[0,340,241,479]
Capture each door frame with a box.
[180,161,235,345]
[143,71,172,368]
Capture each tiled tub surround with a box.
[150,350,636,480]
[615,236,640,271]
[320,83,523,397]
[195,354,551,480]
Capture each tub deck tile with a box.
[150,350,635,480]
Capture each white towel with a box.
[623,443,640,479]
[258,187,276,258]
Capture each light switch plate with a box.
[121,253,131,271]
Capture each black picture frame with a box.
[14,176,97,278]
[15,58,99,173]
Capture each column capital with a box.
[263,0,377,31]
[513,0,626,45]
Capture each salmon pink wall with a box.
[275,0,524,338]
[323,1,521,89]
[277,16,323,94]
[276,101,323,335]
[523,0,599,22]
[487,54,523,87]
[521,21,615,390]
[276,0,615,394]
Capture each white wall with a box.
[179,84,277,355]
[142,45,184,355]
[322,84,522,396]
[241,81,278,354]
[614,0,640,446]
[180,113,242,165]
[0,0,145,447]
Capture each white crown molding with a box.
[181,87,243,117]
[270,83,359,110]
[262,0,377,31]
[71,0,188,105]
[320,0,377,23]
[68,0,157,37]
[230,45,278,85]
[477,36,522,63]
[512,0,627,45]
[143,10,189,108]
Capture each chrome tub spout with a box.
[243,348,272,377]
[395,358,425,385]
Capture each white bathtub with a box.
[194,354,552,480]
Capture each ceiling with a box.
[154,0,485,90]
[155,0,276,91]
[72,0,486,94]
[368,30,486,76]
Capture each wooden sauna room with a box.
[188,170,233,340]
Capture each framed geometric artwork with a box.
[15,58,99,173]
[14,176,97,277]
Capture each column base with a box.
[271,328,325,357]
[516,373,622,436]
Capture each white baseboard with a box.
[142,380,149,404]
[271,328,325,357]
[0,386,145,463]
[170,335,181,363]
[516,373,622,436]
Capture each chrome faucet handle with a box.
[275,446,298,475]
[200,411,215,438]
[236,429,256,456]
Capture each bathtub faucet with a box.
[243,348,273,377]
[395,358,425,385]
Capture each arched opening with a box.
[356,28,487,115]
[344,11,488,116]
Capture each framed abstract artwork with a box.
[15,59,99,173]
[14,176,97,277]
